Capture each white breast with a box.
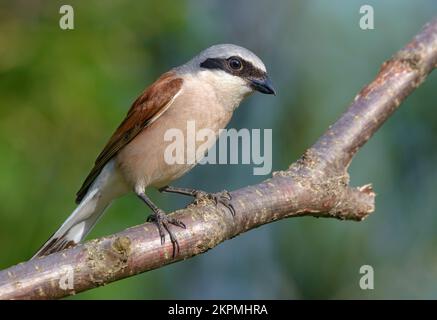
[115,73,236,192]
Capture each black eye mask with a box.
[200,57,266,79]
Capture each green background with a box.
[1,0,436,299]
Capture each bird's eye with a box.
[228,57,242,70]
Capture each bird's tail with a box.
[32,188,110,259]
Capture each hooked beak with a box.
[250,76,276,95]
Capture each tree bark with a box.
[0,18,436,300]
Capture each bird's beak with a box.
[250,76,276,95]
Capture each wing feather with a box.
[75,72,183,203]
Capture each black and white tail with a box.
[32,160,125,259]
[32,188,110,258]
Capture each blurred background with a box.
[0,0,436,299]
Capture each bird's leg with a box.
[136,191,186,257]
[159,185,236,216]
[159,185,200,197]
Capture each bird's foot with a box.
[194,190,236,216]
[159,185,236,216]
[147,209,186,257]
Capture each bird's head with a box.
[179,44,275,107]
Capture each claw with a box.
[207,190,236,216]
[147,210,185,257]
[162,223,180,257]
[159,186,236,217]
[196,190,236,217]
[169,218,186,229]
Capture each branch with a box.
[1,18,436,300]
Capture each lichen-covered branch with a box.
[0,18,436,300]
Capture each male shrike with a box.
[33,44,275,258]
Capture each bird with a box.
[32,44,276,259]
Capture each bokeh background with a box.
[0,0,436,299]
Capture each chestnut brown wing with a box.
[75,72,183,203]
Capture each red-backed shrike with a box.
[33,44,275,258]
